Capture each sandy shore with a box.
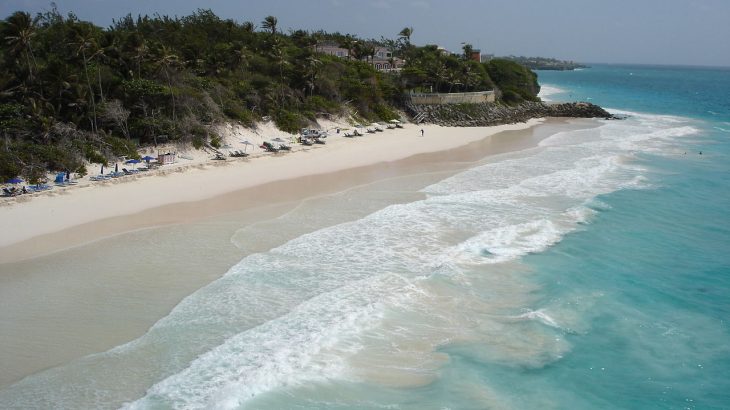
[0,119,543,263]
[0,118,600,387]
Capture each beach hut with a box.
[158,152,176,165]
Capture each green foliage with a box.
[83,145,107,165]
[401,45,494,93]
[1,8,546,181]
[484,59,540,104]
[372,104,397,121]
[222,103,255,126]
[209,133,221,149]
[274,110,306,134]
[107,136,138,158]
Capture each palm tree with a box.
[398,26,413,46]
[73,27,101,134]
[132,39,149,79]
[3,12,38,81]
[261,16,278,36]
[462,43,474,61]
[155,45,180,122]
[269,38,288,104]
[303,55,322,96]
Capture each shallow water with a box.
[2,65,729,409]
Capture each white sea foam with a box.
[0,107,702,409]
[517,309,561,328]
[538,84,566,102]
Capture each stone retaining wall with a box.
[408,91,496,105]
[408,101,614,127]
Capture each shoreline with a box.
[0,118,601,387]
[0,119,547,264]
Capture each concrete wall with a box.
[409,91,496,105]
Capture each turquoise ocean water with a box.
[2,65,729,409]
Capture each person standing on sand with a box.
[420,129,424,137]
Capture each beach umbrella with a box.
[126,158,141,170]
[389,119,400,123]
[6,177,23,184]
[142,155,155,163]
[241,140,254,152]
[271,137,285,143]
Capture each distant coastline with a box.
[495,55,589,71]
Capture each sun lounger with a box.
[278,144,291,151]
[28,184,52,193]
[260,142,279,152]
[2,187,19,196]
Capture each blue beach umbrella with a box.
[7,177,23,184]
[142,155,155,162]
[125,158,141,170]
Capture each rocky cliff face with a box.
[409,102,614,127]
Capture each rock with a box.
[407,101,615,127]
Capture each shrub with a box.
[274,110,306,134]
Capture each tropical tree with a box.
[2,11,38,81]
[154,45,180,121]
[72,24,101,134]
[261,16,278,36]
[462,43,474,61]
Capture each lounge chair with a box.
[260,142,279,152]
[301,138,313,146]
[314,137,326,145]
[28,184,52,192]
[3,187,18,196]
[278,143,291,151]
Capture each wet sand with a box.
[0,118,598,387]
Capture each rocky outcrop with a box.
[408,101,615,127]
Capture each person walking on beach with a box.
[420,129,424,137]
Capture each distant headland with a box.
[493,56,588,71]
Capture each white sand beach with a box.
[0,119,543,263]
[0,117,600,388]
